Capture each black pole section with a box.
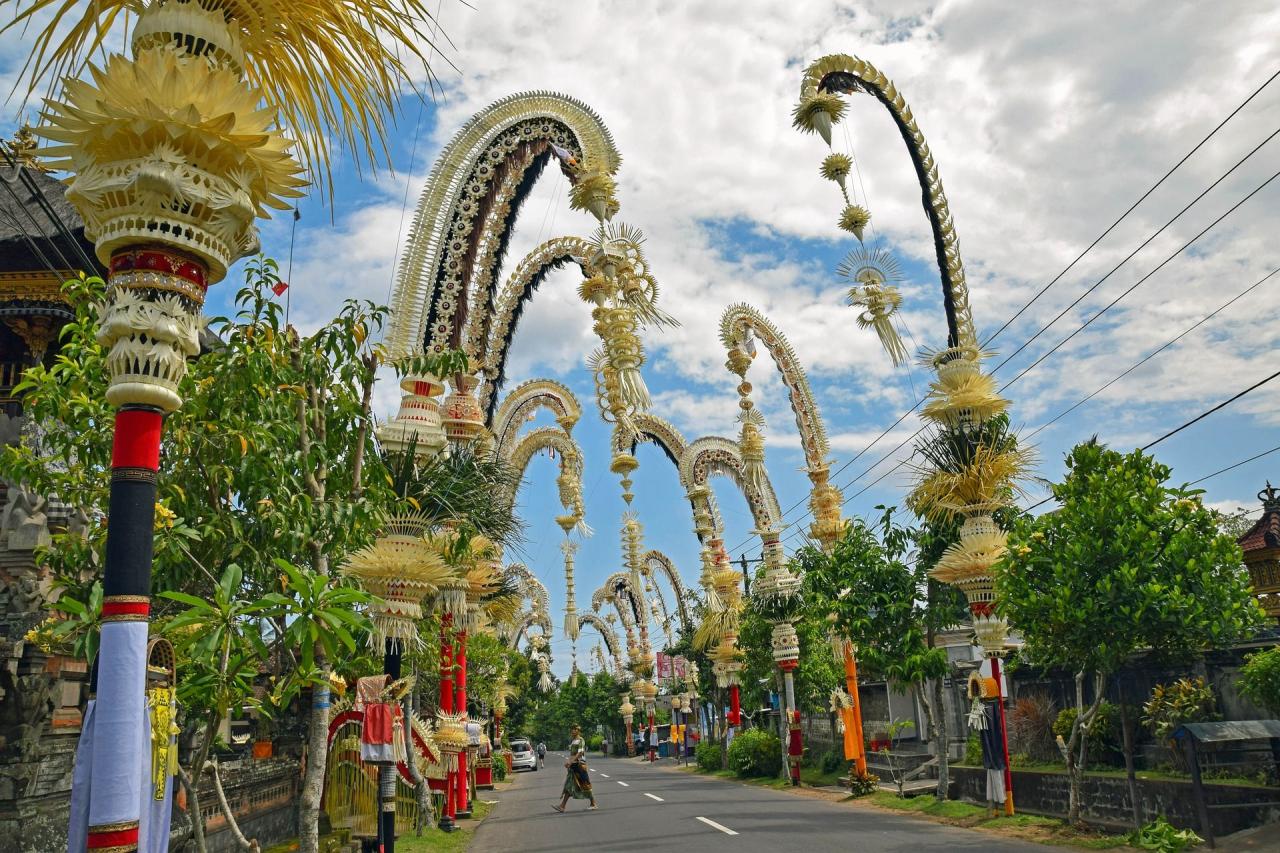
[380,642,403,853]
[740,554,751,594]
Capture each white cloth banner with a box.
[88,622,148,832]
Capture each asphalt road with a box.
[471,752,1049,852]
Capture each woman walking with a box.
[553,725,598,812]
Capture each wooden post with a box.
[1184,735,1214,849]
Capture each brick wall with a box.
[950,765,1280,837]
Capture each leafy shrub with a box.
[1144,677,1220,768]
[695,739,723,772]
[587,733,603,752]
[1053,701,1121,764]
[964,733,982,766]
[1129,817,1203,852]
[817,748,844,774]
[1238,647,1280,715]
[492,755,507,782]
[1009,693,1058,763]
[848,770,879,797]
[727,728,782,778]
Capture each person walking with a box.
[553,725,597,812]
[536,741,546,769]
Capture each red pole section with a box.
[439,615,455,830]
[454,629,469,817]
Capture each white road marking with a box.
[644,793,664,802]
[598,773,610,778]
[696,816,738,836]
[616,781,630,787]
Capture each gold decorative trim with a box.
[111,467,158,484]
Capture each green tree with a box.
[1237,647,1280,716]
[3,263,392,850]
[796,509,952,800]
[996,440,1263,826]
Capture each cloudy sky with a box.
[5,1,1280,677]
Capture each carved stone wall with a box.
[0,487,88,853]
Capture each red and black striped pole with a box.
[73,247,207,852]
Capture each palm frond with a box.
[6,0,447,191]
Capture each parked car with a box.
[510,738,538,771]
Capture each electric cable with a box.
[1024,264,1280,441]
[992,126,1280,376]
[983,66,1280,347]
[999,166,1280,394]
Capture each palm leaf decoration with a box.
[908,415,1034,522]
[4,0,447,190]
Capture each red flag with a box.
[272,280,289,297]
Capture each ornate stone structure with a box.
[0,132,101,852]
[1238,483,1280,623]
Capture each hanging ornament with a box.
[838,204,872,242]
[820,152,852,189]
[839,245,908,366]
[791,92,847,146]
[569,171,620,221]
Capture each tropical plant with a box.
[1130,817,1203,852]
[848,770,880,797]
[1237,647,1280,716]
[1143,677,1220,769]
[2,262,394,849]
[1008,693,1058,764]
[997,440,1263,826]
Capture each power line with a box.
[1188,445,1280,487]
[789,311,1280,538]
[737,98,1280,554]
[1141,367,1280,451]
[993,124,1280,376]
[983,66,1280,347]
[1018,440,1280,514]
[1000,166,1280,394]
[1024,265,1280,441]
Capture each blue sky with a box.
[5,1,1280,677]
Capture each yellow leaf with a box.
[238,435,248,456]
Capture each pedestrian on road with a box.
[553,725,597,812]
[536,741,546,769]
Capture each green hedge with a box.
[727,728,782,778]
[695,739,723,772]
[587,733,603,752]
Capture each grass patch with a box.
[397,800,492,852]
[868,790,986,819]
[799,766,845,787]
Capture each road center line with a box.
[696,816,738,836]
[616,781,630,787]
[598,773,609,778]
[644,793,664,802]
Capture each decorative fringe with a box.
[921,370,1009,426]
[615,365,652,411]
[849,284,908,366]
[569,171,619,220]
[622,275,681,329]
[909,443,1036,523]
[13,0,447,189]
